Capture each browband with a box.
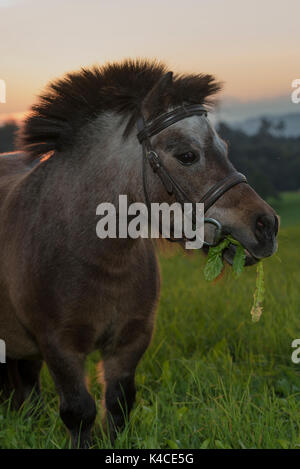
[137,104,207,143]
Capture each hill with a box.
[229,112,300,137]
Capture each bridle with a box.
[137,104,247,246]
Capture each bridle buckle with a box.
[147,151,161,172]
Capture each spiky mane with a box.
[17,59,222,161]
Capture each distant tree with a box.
[275,120,285,133]
[217,120,300,199]
[257,118,272,137]
[0,120,18,153]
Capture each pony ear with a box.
[142,72,173,120]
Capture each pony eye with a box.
[175,151,198,165]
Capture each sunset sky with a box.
[0,0,300,123]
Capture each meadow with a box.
[0,193,300,449]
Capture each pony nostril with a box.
[257,220,265,229]
[255,214,278,241]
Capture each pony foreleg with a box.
[101,322,153,444]
[0,359,19,404]
[18,359,43,402]
[0,359,42,408]
[40,341,96,449]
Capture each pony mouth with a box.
[222,242,259,266]
[202,240,259,266]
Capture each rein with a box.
[136,104,247,247]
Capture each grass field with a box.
[1,193,300,449]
